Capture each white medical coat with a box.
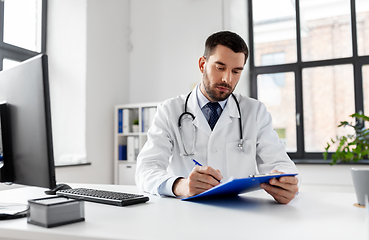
[135,86,299,196]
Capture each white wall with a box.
[129,0,249,103]
[47,0,87,167]
[48,0,130,184]
[85,0,130,184]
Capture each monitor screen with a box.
[0,54,57,190]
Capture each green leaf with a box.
[345,152,354,160]
[338,121,349,127]
[323,112,369,164]
[354,145,362,154]
[352,112,369,122]
[325,143,331,151]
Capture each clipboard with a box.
[182,173,298,201]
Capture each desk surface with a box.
[0,183,367,240]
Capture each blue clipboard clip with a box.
[248,172,282,178]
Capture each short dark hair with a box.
[203,31,249,64]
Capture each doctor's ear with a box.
[198,56,206,73]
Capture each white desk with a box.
[0,183,367,240]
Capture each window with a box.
[302,65,355,152]
[0,0,46,71]
[252,1,297,66]
[257,72,296,152]
[249,0,369,162]
[356,0,369,56]
[300,0,352,62]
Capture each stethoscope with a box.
[178,91,244,156]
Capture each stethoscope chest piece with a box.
[238,139,244,151]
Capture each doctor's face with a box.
[199,45,245,102]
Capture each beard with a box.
[202,70,233,102]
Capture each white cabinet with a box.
[114,103,158,185]
[117,163,136,185]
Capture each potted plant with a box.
[132,119,139,133]
[323,112,369,206]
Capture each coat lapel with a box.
[187,86,240,137]
[214,94,240,133]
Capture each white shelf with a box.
[113,102,158,185]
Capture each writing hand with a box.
[260,170,299,204]
[172,166,223,198]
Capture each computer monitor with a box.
[0,54,67,194]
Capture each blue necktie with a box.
[207,102,220,130]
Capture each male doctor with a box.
[136,31,299,204]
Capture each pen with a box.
[192,159,202,166]
[192,159,221,182]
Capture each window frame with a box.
[0,0,47,70]
[248,0,369,163]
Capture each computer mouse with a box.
[56,183,72,191]
[44,183,72,195]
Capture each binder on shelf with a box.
[118,145,127,160]
[127,136,140,162]
[127,136,134,161]
[142,108,144,132]
[127,136,139,161]
[142,107,156,132]
[118,109,123,133]
[134,137,139,159]
[122,109,130,133]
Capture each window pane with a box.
[363,65,369,128]
[257,72,297,152]
[356,0,369,56]
[300,0,352,61]
[252,0,297,66]
[303,65,355,152]
[3,59,20,70]
[4,0,43,52]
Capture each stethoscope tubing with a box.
[178,91,243,155]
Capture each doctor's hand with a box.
[260,170,299,204]
[172,166,223,198]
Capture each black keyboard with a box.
[56,188,149,207]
